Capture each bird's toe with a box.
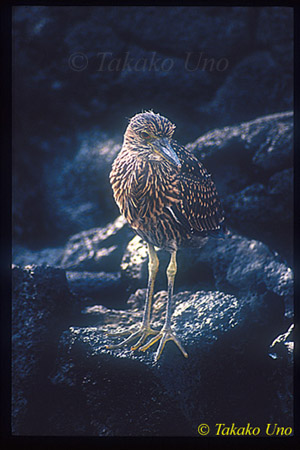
[139,328,188,361]
[105,325,159,352]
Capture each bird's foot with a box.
[105,324,159,351]
[139,327,188,362]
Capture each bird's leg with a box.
[106,243,159,350]
[139,250,188,361]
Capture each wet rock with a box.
[49,287,291,435]
[12,265,74,435]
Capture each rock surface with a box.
[187,112,293,263]
[12,265,74,434]
[60,216,133,272]
[12,264,293,435]
[120,231,293,319]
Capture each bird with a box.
[107,110,226,362]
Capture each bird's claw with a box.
[105,325,159,351]
[105,324,188,362]
[139,327,188,362]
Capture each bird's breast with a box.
[110,153,181,243]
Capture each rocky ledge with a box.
[12,112,293,436]
[12,264,293,436]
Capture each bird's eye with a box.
[141,131,151,140]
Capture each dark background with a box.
[12,5,293,252]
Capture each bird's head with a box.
[123,111,181,168]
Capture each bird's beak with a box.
[153,137,181,168]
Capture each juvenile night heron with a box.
[108,111,225,361]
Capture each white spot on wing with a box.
[167,206,181,224]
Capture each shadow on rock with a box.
[12,263,293,435]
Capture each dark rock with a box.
[51,328,192,435]
[110,6,252,60]
[61,215,133,272]
[256,7,293,47]
[12,245,64,267]
[11,256,293,435]
[223,179,293,263]
[43,134,122,240]
[121,232,293,320]
[187,112,293,260]
[49,288,291,435]
[268,168,293,197]
[66,271,123,307]
[268,323,294,425]
[12,265,74,434]
[13,7,293,248]
[202,52,292,127]
[121,235,216,295]
[197,233,293,319]
[13,6,293,141]
[255,8,293,75]
[187,111,293,190]
[252,124,293,173]
[13,124,122,248]
[269,323,294,365]
[121,235,149,286]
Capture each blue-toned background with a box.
[12,6,293,250]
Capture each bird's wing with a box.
[170,142,225,233]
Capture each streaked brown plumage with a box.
[108,111,225,361]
